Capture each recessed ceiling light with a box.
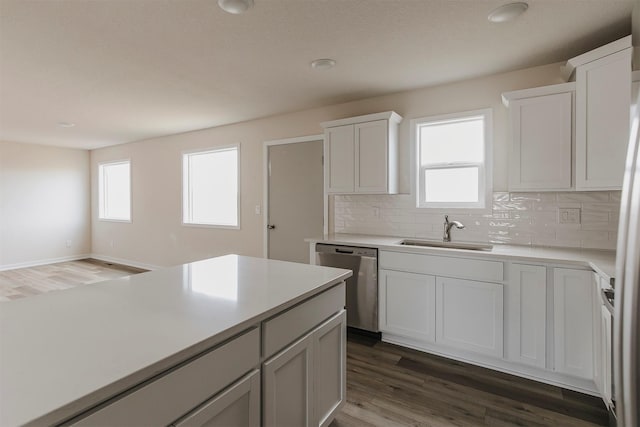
[218,0,254,14]
[310,58,336,70]
[57,122,75,128]
[487,2,528,23]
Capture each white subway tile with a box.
[557,192,609,202]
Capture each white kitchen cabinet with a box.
[553,268,594,379]
[263,310,346,427]
[592,272,614,408]
[575,47,632,190]
[173,370,260,427]
[263,333,314,427]
[502,85,574,191]
[600,304,613,407]
[436,277,504,358]
[325,125,355,193]
[322,111,401,194]
[379,269,436,343]
[72,328,260,426]
[313,311,347,427]
[592,274,604,400]
[506,264,547,369]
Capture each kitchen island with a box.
[0,255,351,426]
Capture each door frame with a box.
[262,134,327,259]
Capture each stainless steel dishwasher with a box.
[315,243,378,333]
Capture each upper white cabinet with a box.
[570,37,632,190]
[322,111,401,194]
[502,84,574,191]
[553,268,594,380]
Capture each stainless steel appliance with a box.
[315,244,378,333]
[614,85,640,427]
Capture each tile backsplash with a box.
[333,191,621,250]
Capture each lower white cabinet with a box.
[600,305,613,407]
[263,310,346,427]
[379,269,436,342]
[72,328,261,426]
[314,312,347,427]
[263,333,314,427]
[436,277,504,358]
[506,264,547,369]
[173,370,260,427]
[553,268,594,379]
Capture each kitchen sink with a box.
[398,239,493,251]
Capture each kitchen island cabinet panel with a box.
[263,333,314,427]
[172,370,260,427]
[72,327,260,426]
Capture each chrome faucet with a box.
[443,215,465,242]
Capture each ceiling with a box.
[0,0,634,150]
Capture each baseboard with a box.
[89,254,162,271]
[382,333,600,397]
[0,254,92,272]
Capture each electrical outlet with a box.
[558,208,581,224]
[255,205,261,215]
[65,240,71,248]
[372,207,380,218]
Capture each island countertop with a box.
[0,255,351,427]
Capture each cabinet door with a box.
[506,264,547,368]
[436,277,504,358]
[173,370,260,427]
[313,311,346,427]
[576,48,632,190]
[509,92,572,190]
[325,125,354,193]
[355,119,388,193]
[379,269,436,343]
[592,275,605,398]
[553,268,594,379]
[601,304,613,407]
[263,333,314,427]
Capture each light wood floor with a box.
[0,259,146,302]
[330,331,609,427]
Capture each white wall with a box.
[91,62,564,267]
[0,141,91,269]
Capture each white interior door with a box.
[267,139,323,263]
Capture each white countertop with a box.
[0,255,351,427]
[306,233,616,283]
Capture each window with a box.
[183,145,239,228]
[413,109,492,209]
[98,160,131,221]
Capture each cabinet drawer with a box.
[72,328,260,426]
[172,370,260,427]
[380,251,503,282]
[263,282,345,359]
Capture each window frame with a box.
[181,144,241,229]
[411,108,493,210]
[98,159,132,223]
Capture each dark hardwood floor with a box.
[331,331,608,427]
